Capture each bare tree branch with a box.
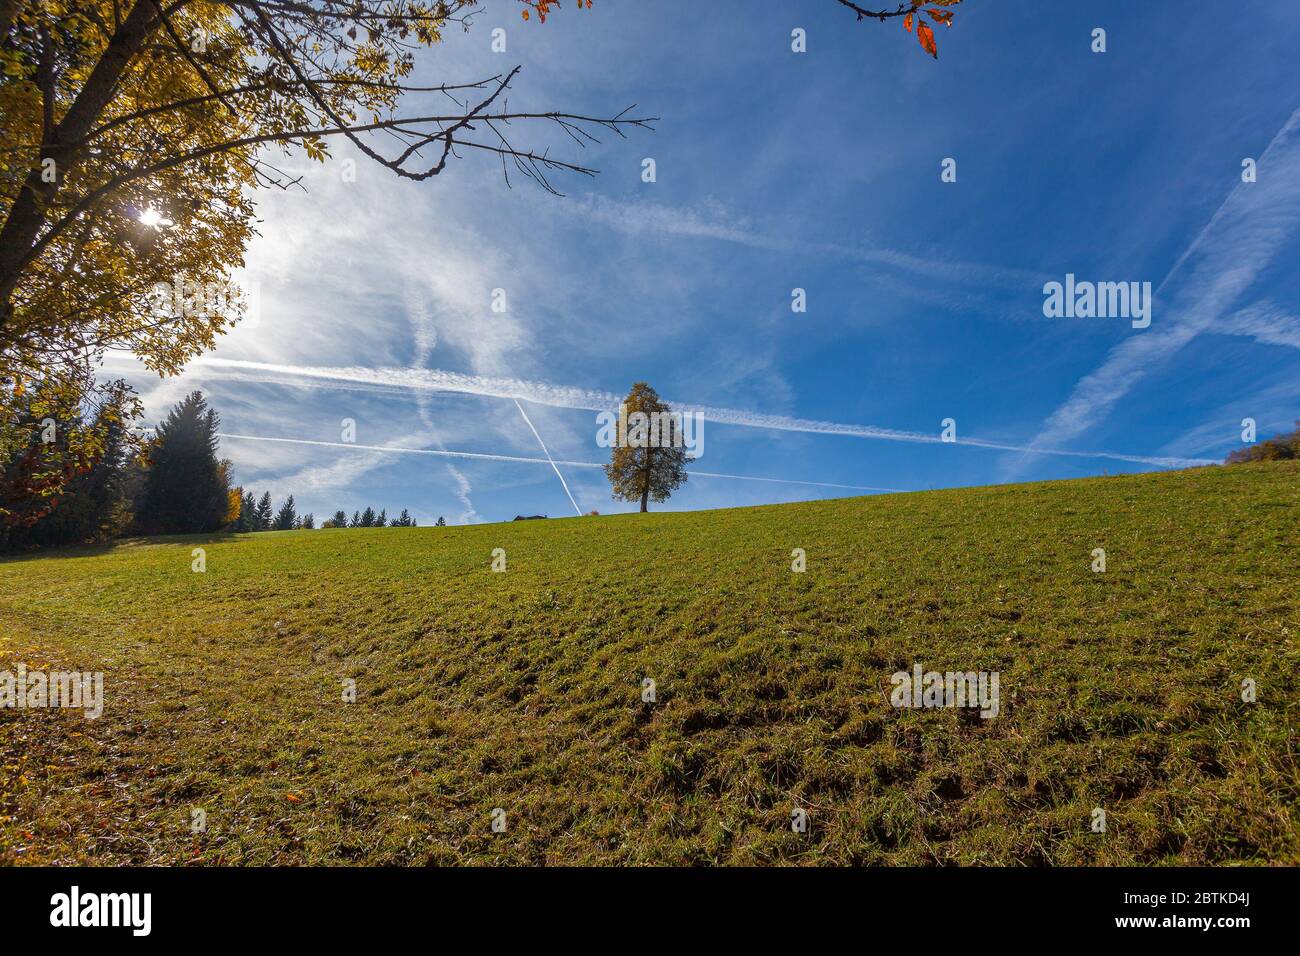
[15,100,655,280]
[834,1,917,22]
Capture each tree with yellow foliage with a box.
[0,0,649,521]
[0,1,650,377]
[603,382,688,513]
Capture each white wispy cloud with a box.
[1157,375,1300,458]
[566,194,1048,290]
[1014,107,1300,468]
[405,285,482,523]
[276,445,404,494]
[1219,300,1300,350]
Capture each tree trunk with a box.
[639,445,653,512]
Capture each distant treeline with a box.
[232,496,431,531]
[1,390,438,552]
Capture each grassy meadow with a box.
[1,461,1296,865]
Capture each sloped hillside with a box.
[1,462,1296,864]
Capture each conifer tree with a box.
[237,491,257,532]
[138,391,229,534]
[273,495,297,531]
[255,492,274,531]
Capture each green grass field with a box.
[1,462,1296,865]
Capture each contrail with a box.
[1010,106,1300,476]
[405,287,481,524]
[212,433,902,493]
[512,398,582,516]
[190,358,1218,469]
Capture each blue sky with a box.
[109,1,1300,525]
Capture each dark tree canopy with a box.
[138,390,229,534]
[273,493,297,530]
[0,391,133,548]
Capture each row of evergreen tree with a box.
[230,491,316,531]
[321,507,435,529]
[229,494,432,531]
[1,390,437,551]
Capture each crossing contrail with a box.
[212,433,904,493]
[190,358,1219,469]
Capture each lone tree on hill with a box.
[138,391,229,534]
[604,382,688,513]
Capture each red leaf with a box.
[904,12,913,32]
[917,21,938,57]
